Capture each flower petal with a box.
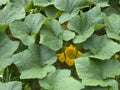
[57,53,65,63]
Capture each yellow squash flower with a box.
[57,53,65,63]
[65,57,74,66]
[65,44,76,59]
[57,44,83,66]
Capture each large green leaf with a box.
[0,32,19,69]
[103,7,120,41]
[24,13,45,35]
[10,13,45,45]
[75,57,105,86]
[33,0,55,7]
[68,6,103,43]
[40,19,63,51]
[13,44,56,79]
[83,34,120,60]
[0,3,25,25]
[39,69,84,90]
[88,0,109,7]
[75,57,120,86]
[10,21,34,46]
[9,0,32,8]
[54,0,88,23]
[101,60,120,79]
[0,81,22,90]
[54,0,88,12]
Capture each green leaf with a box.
[59,9,79,24]
[75,57,105,86]
[88,0,109,7]
[54,0,88,23]
[0,3,25,25]
[13,44,56,79]
[10,13,45,45]
[0,81,22,90]
[75,57,120,86]
[54,0,88,12]
[25,13,45,35]
[44,5,58,18]
[9,0,31,8]
[40,19,63,51]
[83,34,120,60]
[33,0,55,7]
[0,32,19,69]
[39,69,84,90]
[103,7,120,41]
[63,30,75,41]
[101,60,120,79]
[68,6,103,43]
[38,45,57,66]
[10,21,35,46]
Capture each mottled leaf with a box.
[0,32,19,69]
[39,69,84,90]
[40,19,63,51]
[0,81,22,90]
[83,34,120,60]
[13,44,56,79]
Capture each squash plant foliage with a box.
[0,0,120,90]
